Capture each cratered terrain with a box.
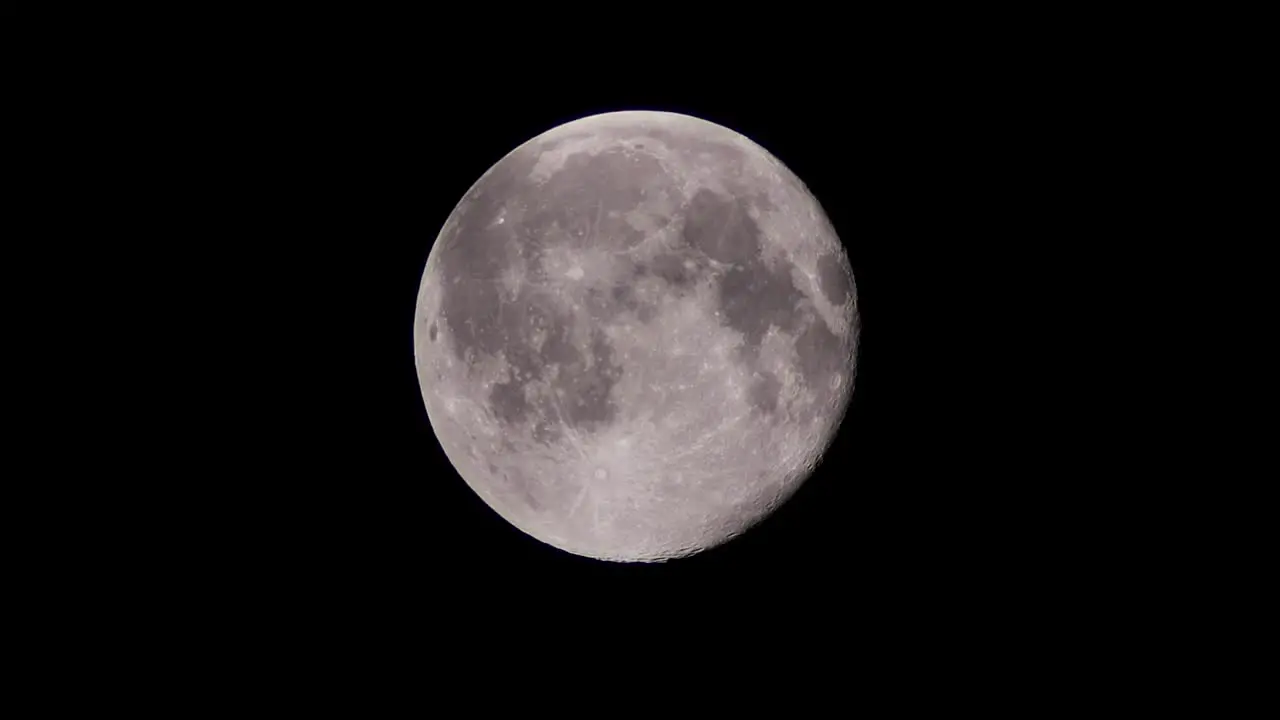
[415,110,858,562]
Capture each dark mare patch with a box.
[815,251,852,305]
[747,370,782,415]
[794,317,844,404]
[436,147,541,361]
[681,188,761,265]
[673,186,843,399]
[434,145,636,440]
[521,148,675,255]
[676,188,802,354]
[478,286,623,438]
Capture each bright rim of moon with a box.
[415,110,858,562]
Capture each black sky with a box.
[229,65,1063,619]
[45,16,1116,653]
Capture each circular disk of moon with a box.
[414,110,858,562]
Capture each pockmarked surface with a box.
[415,111,858,562]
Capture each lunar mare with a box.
[415,111,858,562]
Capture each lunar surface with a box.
[415,110,858,562]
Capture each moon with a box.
[415,110,858,562]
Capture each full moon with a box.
[415,111,858,562]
